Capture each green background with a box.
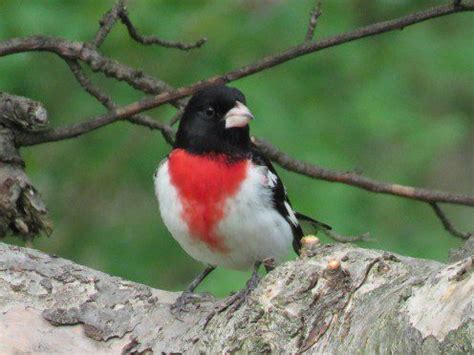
[1,0,472,296]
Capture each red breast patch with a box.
[168,149,248,253]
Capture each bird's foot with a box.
[170,291,195,314]
[171,291,213,314]
[170,265,216,315]
[204,264,261,328]
[263,257,276,272]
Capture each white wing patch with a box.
[267,170,278,188]
[284,201,299,227]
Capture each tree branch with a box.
[66,60,115,108]
[13,93,474,208]
[430,203,473,239]
[4,1,471,148]
[169,108,184,127]
[305,0,323,41]
[2,2,472,120]
[66,60,175,144]
[89,0,125,48]
[13,81,201,146]
[1,242,472,353]
[1,1,472,235]
[221,2,474,82]
[118,8,207,50]
[0,36,186,109]
[254,138,474,207]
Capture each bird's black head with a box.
[174,85,254,156]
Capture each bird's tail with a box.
[295,212,332,233]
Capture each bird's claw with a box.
[263,257,276,272]
[171,291,212,314]
[170,291,194,314]
[204,268,261,328]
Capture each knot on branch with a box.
[0,93,52,241]
[0,93,48,131]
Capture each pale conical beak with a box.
[224,101,255,129]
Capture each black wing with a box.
[250,146,305,254]
[250,145,332,254]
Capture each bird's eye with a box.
[205,106,215,117]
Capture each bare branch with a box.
[118,8,207,50]
[2,2,472,119]
[5,2,471,149]
[254,138,474,207]
[169,108,184,126]
[66,60,115,109]
[17,106,474,209]
[90,0,206,51]
[2,1,473,214]
[14,80,210,146]
[0,36,186,109]
[305,0,323,41]
[129,115,175,145]
[89,0,125,48]
[66,60,175,145]
[220,2,474,82]
[430,203,473,239]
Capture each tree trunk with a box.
[0,93,52,241]
[0,240,472,354]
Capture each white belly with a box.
[154,160,293,271]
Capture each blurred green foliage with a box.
[0,0,472,296]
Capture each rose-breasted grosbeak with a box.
[154,85,330,311]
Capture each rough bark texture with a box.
[0,93,52,240]
[0,241,472,354]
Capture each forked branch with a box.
[1,1,472,239]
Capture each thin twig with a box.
[66,60,115,109]
[6,2,473,148]
[0,36,186,109]
[118,8,207,50]
[169,108,184,126]
[306,0,323,41]
[430,203,473,239]
[129,115,175,145]
[14,79,217,146]
[89,0,125,48]
[2,3,472,116]
[66,59,175,145]
[220,2,474,82]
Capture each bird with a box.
[154,85,330,312]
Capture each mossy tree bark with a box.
[0,240,472,354]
